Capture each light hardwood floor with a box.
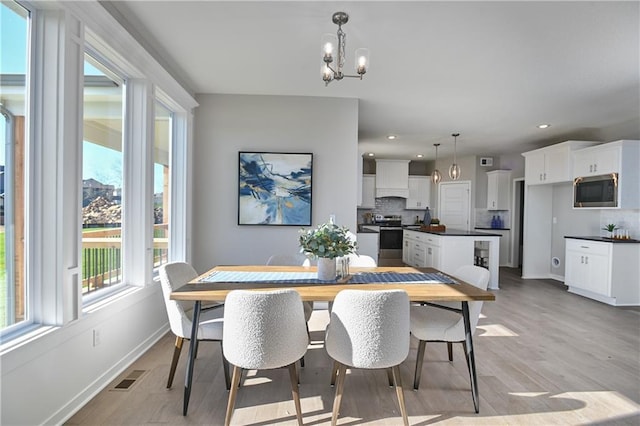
[66,268,640,425]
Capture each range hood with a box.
[376,188,409,198]
[375,159,410,199]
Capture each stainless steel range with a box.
[374,215,404,265]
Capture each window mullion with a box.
[122,79,154,286]
[31,8,84,325]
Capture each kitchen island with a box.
[404,228,502,289]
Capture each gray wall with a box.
[550,183,600,277]
[192,94,359,272]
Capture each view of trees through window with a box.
[1,1,28,330]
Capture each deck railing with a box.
[81,224,168,294]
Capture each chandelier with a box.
[449,133,461,180]
[431,143,442,184]
[321,12,369,86]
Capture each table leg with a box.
[462,301,480,413]
[183,300,201,416]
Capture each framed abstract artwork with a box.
[238,152,313,225]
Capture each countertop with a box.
[357,228,379,234]
[474,227,511,231]
[406,228,503,237]
[564,236,640,244]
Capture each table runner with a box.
[199,270,457,284]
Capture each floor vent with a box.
[111,369,147,391]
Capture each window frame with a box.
[1,0,197,343]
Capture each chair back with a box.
[223,289,308,370]
[453,265,490,334]
[326,289,410,369]
[266,253,311,267]
[159,262,199,338]
[344,253,377,267]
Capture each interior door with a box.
[438,181,471,231]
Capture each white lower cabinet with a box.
[565,238,640,306]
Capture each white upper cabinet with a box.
[375,159,410,198]
[486,170,511,210]
[522,141,600,185]
[571,140,640,208]
[359,174,376,208]
[572,140,630,178]
[406,176,431,209]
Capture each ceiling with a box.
[104,1,640,162]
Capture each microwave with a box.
[573,173,618,208]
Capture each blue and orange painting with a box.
[239,152,312,225]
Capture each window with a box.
[81,53,125,297]
[153,100,172,268]
[1,1,29,332]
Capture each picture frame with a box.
[238,151,313,226]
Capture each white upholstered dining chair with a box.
[158,262,230,390]
[266,253,314,322]
[409,265,490,394]
[222,289,309,426]
[325,289,411,426]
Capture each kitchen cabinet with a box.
[359,174,376,208]
[573,145,619,177]
[404,229,502,289]
[486,170,511,210]
[406,176,431,209]
[356,230,379,262]
[475,228,510,266]
[522,141,599,185]
[565,237,640,306]
[375,159,409,198]
[571,140,640,209]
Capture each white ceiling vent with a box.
[480,157,493,167]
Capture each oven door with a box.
[379,227,403,259]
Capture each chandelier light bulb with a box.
[448,133,461,180]
[449,163,461,180]
[431,143,442,184]
[432,169,442,184]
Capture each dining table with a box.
[170,265,495,416]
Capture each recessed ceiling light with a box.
[537,124,551,129]
[416,154,424,158]
[367,152,375,157]
[387,135,397,140]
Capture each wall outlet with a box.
[93,329,101,347]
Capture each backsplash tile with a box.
[357,197,428,225]
[600,209,640,239]
[475,208,510,228]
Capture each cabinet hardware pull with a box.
[581,256,584,263]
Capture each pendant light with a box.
[448,133,461,180]
[431,143,442,184]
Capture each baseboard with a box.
[549,273,564,282]
[46,324,169,425]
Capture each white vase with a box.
[317,257,336,281]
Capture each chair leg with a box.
[331,362,348,426]
[391,365,410,426]
[220,341,231,390]
[224,365,243,426]
[413,339,426,390]
[288,363,304,426]
[386,368,394,387]
[447,341,453,362]
[167,336,184,389]
[330,360,339,386]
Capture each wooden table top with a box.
[170,265,496,303]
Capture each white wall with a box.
[1,287,168,425]
[191,94,359,272]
